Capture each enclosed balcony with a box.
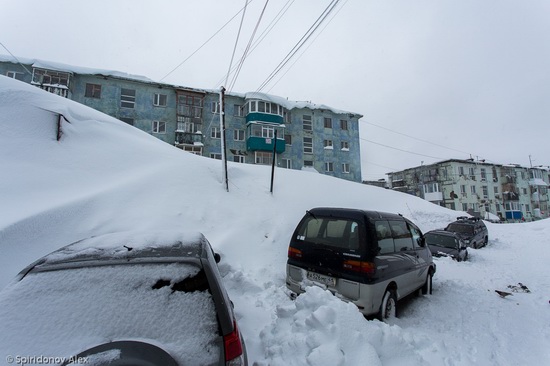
[246,122,285,153]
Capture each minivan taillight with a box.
[288,246,303,259]
[224,321,244,365]
[343,260,376,274]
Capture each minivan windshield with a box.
[297,216,361,250]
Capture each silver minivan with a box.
[286,208,436,320]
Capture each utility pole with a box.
[219,87,229,192]
[270,130,277,194]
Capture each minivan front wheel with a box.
[379,289,397,321]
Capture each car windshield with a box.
[297,216,361,250]
[447,223,474,234]
[0,263,220,365]
[425,233,458,249]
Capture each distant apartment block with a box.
[387,159,550,221]
[1,55,363,182]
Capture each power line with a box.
[214,0,295,89]
[360,137,447,160]
[159,0,255,82]
[228,0,270,91]
[362,120,472,156]
[224,0,250,87]
[266,0,348,93]
[256,0,340,92]
[0,41,32,76]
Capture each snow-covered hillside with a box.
[1,75,549,365]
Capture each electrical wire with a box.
[214,0,295,89]
[159,0,255,82]
[0,41,32,76]
[225,0,249,87]
[256,0,340,92]
[228,0,270,91]
[265,0,348,93]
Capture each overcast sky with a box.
[2,0,549,180]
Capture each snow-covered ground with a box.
[1,75,549,365]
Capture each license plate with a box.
[307,272,336,287]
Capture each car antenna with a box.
[123,245,133,251]
[306,210,317,219]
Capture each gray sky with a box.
[2,0,550,180]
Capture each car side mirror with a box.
[417,236,426,247]
[214,253,221,263]
[460,246,467,251]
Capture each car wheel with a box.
[422,270,433,295]
[378,289,397,321]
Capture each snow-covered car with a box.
[0,231,247,366]
[425,229,468,262]
[286,208,436,321]
[445,216,488,249]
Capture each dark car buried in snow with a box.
[445,216,488,249]
[0,231,247,366]
[425,229,468,262]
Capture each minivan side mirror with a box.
[214,253,221,263]
[417,236,426,247]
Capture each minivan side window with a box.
[390,220,414,251]
[408,223,423,248]
[375,220,395,254]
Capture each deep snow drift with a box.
[1,76,549,365]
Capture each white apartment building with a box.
[387,159,549,221]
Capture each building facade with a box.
[387,159,550,221]
[1,56,363,182]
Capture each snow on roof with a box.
[529,178,548,186]
[1,54,362,117]
[1,54,155,83]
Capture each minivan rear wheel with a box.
[378,289,397,321]
[422,270,433,295]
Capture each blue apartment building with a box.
[1,55,363,182]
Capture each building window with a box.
[234,104,243,117]
[211,127,221,139]
[210,153,222,160]
[483,186,489,198]
[340,119,348,130]
[324,140,333,149]
[255,151,272,165]
[119,117,134,125]
[233,155,245,163]
[324,117,332,129]
[154,93,167,107]
[325,162,334,172]
[284,134,292,145]
[282,159,292,169]
[458,166,465,176]
[6,71,25,80]
[304,160,314,167]
[85,83,102,98]
[342,163,350,173]
[284,110,291,123]
[184,146,202,155]
[178,94,203,118]
[460,185,467,197]
[341,141,349,150]
[211,101,220,114]
[481,168,487,181]
[303,137,313,154]
[471,185,477,194]
[303,115,312,131]
[261,125,274,139]
[462,203,468,211]
[469,167,476,180]
[152,121,166,134]
[121,88,136,108]
[234,129,245,141]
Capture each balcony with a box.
[247,136,285,153]
[424,191,443,203]
[175,132,203,146]
[246,122,285,153]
